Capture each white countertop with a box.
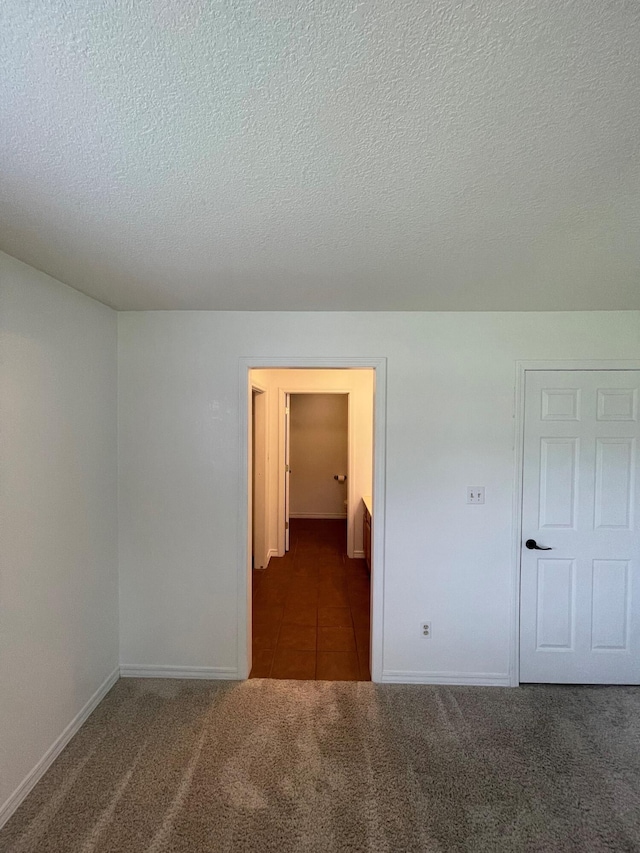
[362,495,373,515]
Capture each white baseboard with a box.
[253,549,278,570]
[289,513,347,519]
[0,665,120,831]
[381,670,511,687]
[353,549,365,559]
[119,665,239,680]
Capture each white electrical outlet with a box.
[466,486,485,504]
[421,621,431,638]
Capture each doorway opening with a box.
[246,368,376,681]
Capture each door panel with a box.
[591,560,629,650]
[594,438,634,529]
[535,558,575,650]
[520,370,640,684]
[538,438,578,528]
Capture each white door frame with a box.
[251,382,268,569]
[510,359,640,686]
[238,356,387,682]
[277,388,354,557]
[284,391,291,552]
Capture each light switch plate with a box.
[467,486,485,504]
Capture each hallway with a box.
[250,519,371,680]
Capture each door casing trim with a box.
[511,359,640,686]
[250,382,268,570]
[238,357,387,682]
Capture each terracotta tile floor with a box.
[250,519,371,680]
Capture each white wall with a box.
[0,253,118,822]
[290,393,348,518]
[117,311,640,681]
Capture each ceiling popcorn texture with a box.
[1,0,639,311]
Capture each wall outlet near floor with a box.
[421,621,432,638]
[466,486,485,504]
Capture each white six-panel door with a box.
[520,371,640,684]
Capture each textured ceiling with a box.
[1,0,639,311]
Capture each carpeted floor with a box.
[2,679,639,852]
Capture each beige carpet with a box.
[1,678,639,852]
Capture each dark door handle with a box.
[525,539,552,550]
